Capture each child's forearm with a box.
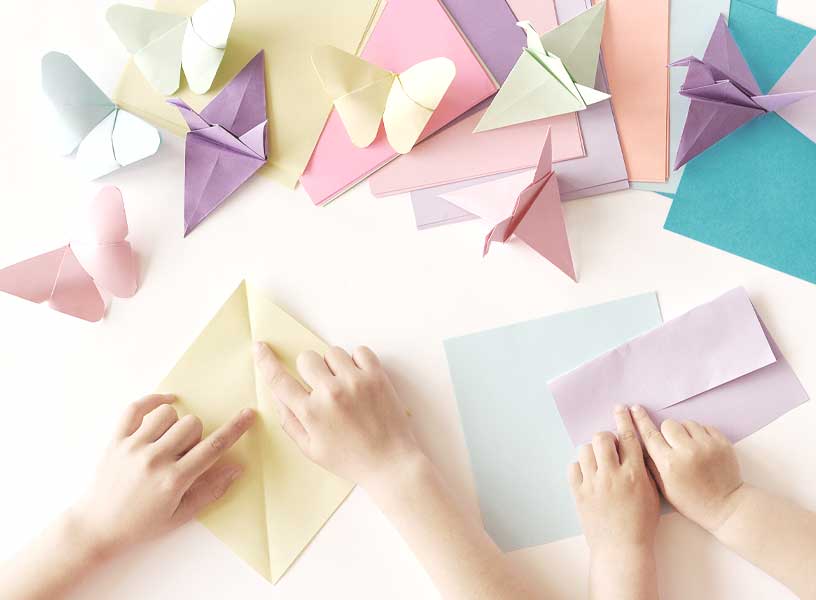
[589,544,658,600]
[0,509,110,600]
[366,451,542,600]
[713,484,816,600]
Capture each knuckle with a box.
[323,380,344,401]
[618,430,637,442]
[209,434,227,453]
[593,431,613,444]
[646,428,663,439]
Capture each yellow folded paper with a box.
[312,46,456,154]
[157,281,352,582]
[112,0,384,188]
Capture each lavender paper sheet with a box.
[549,288,809,446]
[410,0,628,230]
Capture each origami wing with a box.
[168,51,268,237]
[383,58,456,154]
[107,0,235,95]
[474,3,609,133]
[0,187,137,322]
[312,47,456,153]
[42,53,161,180]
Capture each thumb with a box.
[172,463,243,525]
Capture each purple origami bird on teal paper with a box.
[671,15,816,170]
[168,50,267,236]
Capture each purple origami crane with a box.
[168,50,268,236]
[671,15,816,170]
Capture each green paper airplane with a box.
[474,1,609,133]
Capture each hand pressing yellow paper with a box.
[156,281,352,582]
[312,46,456,154]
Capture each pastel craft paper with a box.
[771,37,816,142]
[550,288,809,446]
[445,293,662,551]
[592,0,670,183]
[42,52,160,180]
[671,15,816,169]
[441,130,576,280]
[474,2,609,132]
[299,0,497,206]
[156,282,352,582]
[367,0,587,198]
[311,46,456,154]
[0,187,137,322]
[664,0,816,285]
[409,0,628,230]
[107,0,235,95]
[168,51,267,237]
[632,0,730,195]
[112,0,383,189]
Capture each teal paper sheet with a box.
[664,0,816,285]
[444,294,663,551]
[633,0,730,195]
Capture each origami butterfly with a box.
[440,129,576,281]
[475,1,609,133]
[0,187,139,322]
[168,51,268,237]
[107,0,236,95]
[42,52,161,180]
[312,46,456,154]
[671,15,816,169]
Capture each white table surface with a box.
[1,1,815,598]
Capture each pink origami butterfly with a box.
[0,187,138,322]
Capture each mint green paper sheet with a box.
[444,293,663,551]
[632,0,730,195]
[664,0,816,285]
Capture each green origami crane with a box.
[474,1,609,133]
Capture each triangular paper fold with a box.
[157,281,353,582]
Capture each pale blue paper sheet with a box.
[664,0,816,284]
[444,293,663,551]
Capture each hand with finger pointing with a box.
[72,395,256,556]
[253,342,422,492]
[569,405,660,600]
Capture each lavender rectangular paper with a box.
[550,288,809,446]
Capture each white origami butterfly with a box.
[42,52,161,180]
[312,46,456,154]
[107,0,236,95]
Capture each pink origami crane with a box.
[168,50,268,237]
[671,15,816,169]
[439,129,576,281]
[0,187,138,322]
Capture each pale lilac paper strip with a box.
[549,288,809,446]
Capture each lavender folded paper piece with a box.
[550,288,809,446]
[671,15,816,169]
[168,50,267,236]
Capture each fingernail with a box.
[226,465,243,482]
[253,341,266,357]
[614,404,626,412]
[162,393,177,401]
[632,405,644,413]
[240,408,256,422]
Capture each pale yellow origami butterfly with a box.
[312,46,456,154]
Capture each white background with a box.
[1,1,815,598]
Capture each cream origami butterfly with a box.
[107,0,236,95]
[312,46,456,154]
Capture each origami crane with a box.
[312,46,456,154]
[0,187,138,322]
[107,0,235,95]
[42,52,161,180]
[671,15,816,169]
[440,129,576,281]
[474,1,609,133]
[168,51,268,237]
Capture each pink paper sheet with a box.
[299,0,497,205]
[367,0,586,197]
[549,288,809,446]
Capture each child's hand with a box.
[71,395,255,557]
[631,405,744,532]
[569,405,661,555]
[253,343,422,491]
